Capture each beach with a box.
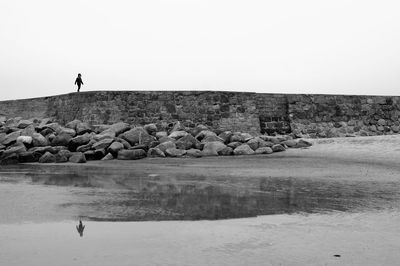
[1,135,400,265]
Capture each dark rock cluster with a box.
[0,117,312,164]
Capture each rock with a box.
[202,141,227,156]
[0,153,19,165]
[175,134,199,150]
[149,140,160,148]
[83,150,96,160]
[39,151,56,163]
[186,148,203,158]
[165,148,186,157]
[101,153,114,160]
[94,132,115,141]
[230,134,244,143]
[5,117,21,128]
[69,133,91,150]
[92,138,114,150]
[40,128,54,137]
[55,153,68,163]
[76,122,92,135]
[246,137,262,150]
[281,139,298,148]
[18,151,41,163]
[271,144,285,152]
[2,131,21,146]
[168,131,188,139]
[76,140,96,153]
[377,119,386,126]
[0,133,6,144]
[130,144,149,151]
[218,146,233,156]
[37,118,52,128]
[100,122,130,136]
[255,147,273,154]
[159,136,175,143]
[144,123,157,135]
[391,125,400,133]
[121,127,154,146]
[155,131,168,139]
[29,146,56,155]
[191,124,209,137]
[58,149,72,159]
[20,125,36,137]
[17,120,33,129]
[2,145,27,157]
[227,142,242,149]
[169,121,186,133]
[69,152,87,163]
[155,141,176,153]
[296,139,312,148]
[94,149,106,159]
[43,122,62,133]
[195,130,217,141]
[16,136,32,145]
[233,144,255,155]
[66,119,82,130]
[147,147,166,158]
[117,149,147,160]
[115,138,131,149]
[218,131,233,143]
[359,130,369,136]
[108,141,124,156]
[0,116,6,123]
[201,135,224,143]
[93,124,111,133]
[240,133,253,141]
[58,127,76,137]
[51,133,73,147]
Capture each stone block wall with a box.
[1,91,400,137]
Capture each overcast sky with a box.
[1,0,400,100]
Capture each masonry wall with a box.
[1,91,400,137]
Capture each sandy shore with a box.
[1,135,400,265]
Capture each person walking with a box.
[75,73,84,92]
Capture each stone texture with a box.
[39,151,56,163]
[69,152,87,163]
[117,149,146,160]
[186,148,203,158]
[147,147,166,158]
[233,144,255,155]
[165,148,186,157]
[92,138,114,150]
[108,141,124,156]
[175,134,199,150]
[255,147,273,154]
[156,141,176,153]
[202,141,227,156]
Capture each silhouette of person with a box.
[75,73,84,92]
[76,220,85,237]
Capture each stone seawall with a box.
[1,91,400,137]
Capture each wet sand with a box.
[1,135,400,265]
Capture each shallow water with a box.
[1,169,400,223]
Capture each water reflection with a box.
[1,165,400,222]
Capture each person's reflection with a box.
[76,220,85,237]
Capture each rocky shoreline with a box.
[0,117,311,164]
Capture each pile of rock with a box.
[0,117,312,164]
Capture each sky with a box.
[1,0,400,100]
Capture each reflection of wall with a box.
[1,91,400,136]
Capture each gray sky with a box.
[1,0,400,100]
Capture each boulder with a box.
[201,135,224,143]
[159,136,175,144]
[0,154,19,165]
[117,149,147,160]
[43,122,62,133]
[2,131,21,146]
[377,119,386,126]
[69,133,91,150]
[55,153,69,163]
[83,150,96,160]
[39,151,56,163]
[155,131,168,139]
[115,138,131,149]
[108,141,124,156]
[149,140,160,148]
[94,132,115,141]
[20,125,36,137]
[271,144,285,152]
[29,146,56,155]
[186,148,203,158]
[66,119,82,130]
[191,124,209,137]
[147,147,166,158]
[130,144,148,151]
[76,140,96,153]
[101,122,130,136]
[18,151,41,163]
[40,128,54,137]
[155,141,176,153]
[2,145,27,157]
[202,141,227,156]
[101,153,114,160]
[76,122,92,135]
[175,134,199,150]
[227,142,242,149]
[230,134,244,143]
[17,120,33,129]
[58,127,76,137]
[168,130,188,139]
[69,152,87,163]
[246,137,262,151]
[218,131,233,144]
[281,139,298,148]
[165,148,186,157]
[195,130,217,141]
[255,147,273,154]
[240,133,253,141]
[121,127,154,146]
[51,133,73,147]
[92,138,114,150]
[16,136,32,145]
[296,139,312,148]
[218,146,233,156]
[144,123,157,135]
[93,124,111,133]
[233,144,255,155]
[169,121,186,133]
[58,149,72,159]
